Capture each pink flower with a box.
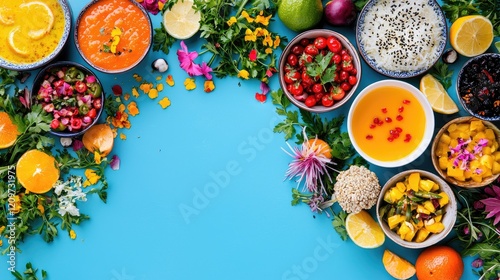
[249,49,257,62]
[110,155,120,170]
[72,139,83,151]
[199,62,213,80]
[260,82,270,95]
[480,185,500,225]
[139,0,165,15]
[177,41,202,76]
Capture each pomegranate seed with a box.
[112,85,123,96]
[381,108,388,113]
[387,137,394,142]
[395,127,402,133]
[393,133,400,139]
[398,106,404,113]
[404,134,412,142]
[373,117,381,124]
[385,117,392,123]
[403,99,410,104]
[389,129,396,135]
[396,115,403,121]
[366,135,373,140]
[377,120,384,126]
[369,124,376,129]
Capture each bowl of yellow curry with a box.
[0,0,72,71]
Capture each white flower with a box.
[54,176,87,217]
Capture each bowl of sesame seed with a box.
[356,0,447,78]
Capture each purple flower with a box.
[472,258,483,268]
[473,200,485,210]
[463,226,470,235]
[177,41,202,76]
[260,82,270,96]
[72,139,83,151]
[199,62,213,80]
[308,194,325,213]
[480,186,500,225]
[139,0,166,15]
[110,155,120,171]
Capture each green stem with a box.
[235,0,250,17]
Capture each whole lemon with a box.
[278,0,323,32]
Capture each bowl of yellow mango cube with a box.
[432,117,500,188]
[376,170,457,249]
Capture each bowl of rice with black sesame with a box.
[356,0,447,78]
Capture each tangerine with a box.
[16,149,60,194]
[0,111,20,149]
[82,124,114,156]
[382,249,416,280]
[415,245,464,280]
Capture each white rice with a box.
[359,0,445,73]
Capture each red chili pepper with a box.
[482,69,494,83]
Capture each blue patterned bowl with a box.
[0,0,72,71]
[356,0,447,78]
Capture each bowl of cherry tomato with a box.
[31,61,105,138]
[278,29,361,113]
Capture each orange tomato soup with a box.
[351,86,426,162]
[77,0,151,72]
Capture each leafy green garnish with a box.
[332,210,348,241]
[11,263,47,280]
[429,60,454,90]
[441,0,500,36]
[152,22,177,55]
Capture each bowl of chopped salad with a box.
[31,61,105,138]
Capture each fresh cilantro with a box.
[306,52,335,85]
[152,22,177,55]
[441,0,500,36]
[332,210,348,241]
[429,60,454,90]
[12,263,47,280]
[271,89,299,140]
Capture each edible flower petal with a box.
[227,16,237,26]
[204,80,215,93]
[110,155,121,170]
[158,97,171,109]
[184,78,196,90]
[249,49,257,62]
[166,75,175,86]
[177,41,202,76]
[237,69,250,80]
[127,101,139,116]
[199,62,213,80]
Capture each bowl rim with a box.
[355,0,447,78]
[73,0,153,74]
[376,169,457,249]
[0,0,72,71]
[278,28,362,113]
[456,53,500,121]
[31,60,105,138]
[431,116,500,188]
[347,79,435,168]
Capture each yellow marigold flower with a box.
[118,103,126,112]
[255,11,272,26]
[158,1,164,10]
[238,69,250,80]
[157,83,164,92]
[131,87,139,98]
[244,29,257,42]
[184,78,196,90]
[11,195,21,214]
[127,101,139,116]
[119,133,127,140]
[84,169,101,187]
[254,27,268,37]
[132,73,142,82]
[94,151,102,164]
[123,93,130,101]
[148,88,159,99]
[159,97,171,109]
[263,35,273,47]
[166,75,175,86]
[69,229,76,240]
[273,36,281,49]
[241,10,254,23]
[204,80,215,93]
[227,16,237,26]
[265,47,273,54]
[139,82,153,94]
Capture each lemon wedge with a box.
[0,7,15,25]
[163,0,201,40]
[420,74,459,114]
[8,27,30,56]
[19,1,54,40]
[450,15,493,57]
[345,210,385,248]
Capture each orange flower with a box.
[139,82,153,94]
[184,78,196,90]
[157,83,164,91]
[159,97,171,109]
[255,11,272,26]
[148,88,159,99]
[127,101,139,116]
[133,73,142,82]
[119,133,127,140]
[132,87,140,98]
[166,75,175,86]
[204,80,215,93]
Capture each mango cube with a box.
[438,192,449,207]
[415,228,430,243]
[388,215,405,230]
[422,200,436,213]
[419,179,435,192]
[408,172,420,192]
[425,222,445,233]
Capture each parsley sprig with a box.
[12,263,47,280]
[429,60,454,90]
[441,0,500,36]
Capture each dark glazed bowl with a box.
[31,61,105,138]
[0,0,72,71]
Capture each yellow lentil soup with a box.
[350,85,427,162]
[76,0,152,72]
[0,0,65,64]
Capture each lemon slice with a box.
[0,7,15,25]
[420,74,459,114]
[8,27,30,56]
[345,210,385,249]
[450,15,493,57]
[19,1,54,40]
[163,0,201,40]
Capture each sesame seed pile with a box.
[359,0,445,72]
[334,165,381,214]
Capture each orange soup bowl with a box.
[347,80,435,168]
[74,0,152,73]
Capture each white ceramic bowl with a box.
[347,80,434,168]
[376,170,457,249]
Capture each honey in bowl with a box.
[0,0,65,64]
[348,80,434,167]
[76,0,152,73]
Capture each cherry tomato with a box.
[314,36,327,50]
[301,71,315,87]
[304,95,317,107]
[326,36,342,53]
[291,44,304,55]
[300,38,310,46]
[304,44,319,56]
[299,53,313,67]
[93,98,102,110]
[332,54,341,64]
[342,53,352,62]
[284,70,300,84]
[333,72,341,83]
[340,49,348,56]
[314,92,325,101]
[348,76,357,86]
[342,60,354,72]
[350,68,357,76]
[312,83,325,94]
[321,94,334,107]
[287,54,298,67]
[86,108,97,119]
[340,71,349,81]
[340,82,352,92]
[290,83,303,96]
[331,87,345,101]
[74,81,88,93]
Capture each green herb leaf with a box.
[429,60,453,90]
[332,210,348,241]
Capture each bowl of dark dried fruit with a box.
[278,29,361,113]
[457,53,500,121]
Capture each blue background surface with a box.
[2,0,499,279]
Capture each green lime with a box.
[278,0,323,32]
[495,41,500,53]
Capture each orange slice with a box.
[82,124,114,156]
[0,112,20,149]
[17,150,60,194]
[345,210,385,248]
[383,249,416,280]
